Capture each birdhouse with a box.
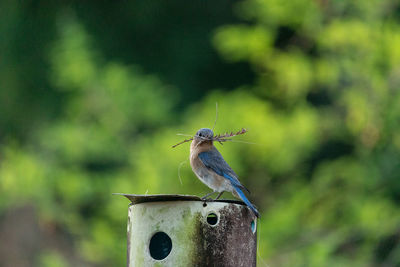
[118,194,257,267]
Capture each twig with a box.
[172,128,248,148]
[172,137,194,148]
[212,102,218,131]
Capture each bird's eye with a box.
[198,133,202,137]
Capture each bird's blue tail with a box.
[233,185,260,217]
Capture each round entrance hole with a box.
[206,213,219,226]
[149,232,172,260]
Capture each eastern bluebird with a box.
[190,128,259,217]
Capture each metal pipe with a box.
[118,194,257,267]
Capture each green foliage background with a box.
[1,1,400,266]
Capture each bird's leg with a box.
[215,192,224,200]
[201,191,217,200]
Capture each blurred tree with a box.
[211,0,400,265]
[0,0,253,142]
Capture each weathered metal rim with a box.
[113,193,246,206]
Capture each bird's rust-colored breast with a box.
[190,140,213,170]
[190,140,230,191]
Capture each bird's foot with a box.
[201,191,217,200]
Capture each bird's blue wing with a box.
[198,148,249,193]
[198,148,258,217]
[232,185,259,217]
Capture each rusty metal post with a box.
[117,194,257,267]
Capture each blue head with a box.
[193,128,214,143]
